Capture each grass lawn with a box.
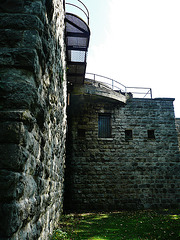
[50,209,180,240]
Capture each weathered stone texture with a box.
[176,118,180,150]
[0,0,66,239]
[65,97,180,212]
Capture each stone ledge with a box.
[0,110,36,123]
[0,13,44,33]
[0,48,39,72]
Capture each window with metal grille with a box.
[148,130,155,139]
[125,129,133,140]
[98,114,111,138]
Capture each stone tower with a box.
[0,0,67,239]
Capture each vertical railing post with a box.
[150,88,152,99]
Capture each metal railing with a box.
[66,0,89,25]
[85,73,152,99]
[86,73,126,91]
[125,87,152,99]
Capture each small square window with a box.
[98,114,111,138]
[125,129,133,140]
[148,130,155,139]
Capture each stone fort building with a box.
[0,0,179,239]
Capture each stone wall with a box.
[65,96,180,211]
[0,0,67,239]
[175,118,180,149]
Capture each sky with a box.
[67,0,180,117]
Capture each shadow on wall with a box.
[0,0,67,239]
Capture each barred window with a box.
[148,130,155,139]
[125,129,133,140]
[98,114,111,138]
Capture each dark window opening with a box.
[78,129,85,138]
[125,129,133,140]
[148,130,155,139]
[98,114,111,138]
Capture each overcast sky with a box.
[67,0,180,117]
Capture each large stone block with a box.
[0,13,44,32]
[0,144,27,171]
[0,48,39,72]
[0,122,25,144]
[0,81,38,110]
[0,29,23,48]
[0,68,38,110]
[0,170,24,201]
[0,202,21,237]
[0,0,24,13]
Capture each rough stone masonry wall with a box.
[175,118,180,150]
[0,0,66,239]
[65,98,180,212]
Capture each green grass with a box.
[50,209,180,240]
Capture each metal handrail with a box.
[66,0,89,25]
[85,73,152,99]
[126,87,152,98]
[86,73,127,92]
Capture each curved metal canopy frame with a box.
[65,0,90,84]
[66,0,89,25]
